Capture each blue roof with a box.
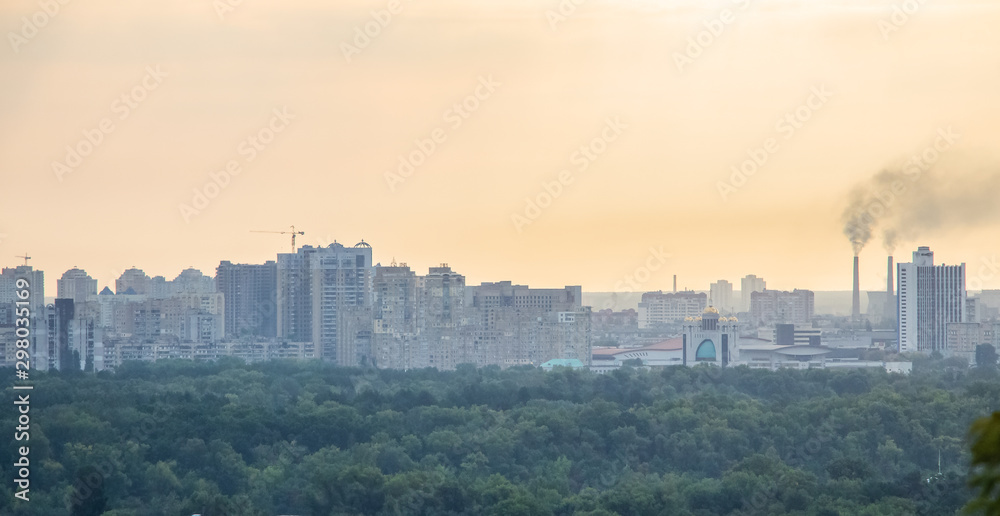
[541,359,584,368]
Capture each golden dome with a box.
[684,316,694,322]
[704,306,719,314]
[729,317,739,322]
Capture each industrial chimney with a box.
[852,256,861,324]
[887,256,894,297]
[673,275,677,294]
[885,256,895,328]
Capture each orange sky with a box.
[2,0,1000,297]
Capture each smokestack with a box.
[673,275,677,293]
[885,255,895,328]
[852,256,861,323]
[887,256,893,297]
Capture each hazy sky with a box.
[3,0,1000,297]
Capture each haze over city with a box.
[4,0,1000,296]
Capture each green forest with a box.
[2,358,999,516]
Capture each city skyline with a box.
[5,240,992,299]
[4,0,1000,296]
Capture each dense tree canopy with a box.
[0,358,996,515]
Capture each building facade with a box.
[740,274,766,313]
[277,242,374,363]
[680,307,740,367]
[638,291,707,328]
[216,260,278,338]
[710,280,734,314]
[898,246,967,353]
[57,268,98,304]
[749,289,814,326]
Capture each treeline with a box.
[0,358,997,515]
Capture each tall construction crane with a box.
[15,253,31,266]
[252,226,305,253]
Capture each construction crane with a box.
[252,226,305,253]
[15,253,31,266]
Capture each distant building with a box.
[749,289,814,326]
[638,291,707,328]
[372,263,420,370]
[946,321,1000,364]
[216,260,277,338]
[57,268,97,304]
[680,306,740,367]
[277,242,374,363]
[46,299,75,370]
[740,275,766,312]
[419,265,467,370]
[0,266,47,370]
[116,268,151,295]
[897,246,967,353]
[772,324,821,346]
[466,282,589,368]
[710,280,734,314]
[171,268,215,295]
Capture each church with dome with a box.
[681,305,740,367]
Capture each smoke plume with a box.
[842,154,1000,254]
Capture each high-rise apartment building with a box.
[372,263,419,369]
[898,246,966,353]
[171,268,216,295]
[637,291,707,328]
[57,268,98,304]
[0,266,47,369]
[749,289,814,326]
[277,242,374,363]
[740,275,766,313]
[116,268,151,295]
[419,265,466,369]
[216,260,278,338]
[466,282,588,367]
[710,280,734,313]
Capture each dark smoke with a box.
[842,154,1000,254]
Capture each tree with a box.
[976,344,998,368]
[70,466,107,516]
[968,413,1000,513]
